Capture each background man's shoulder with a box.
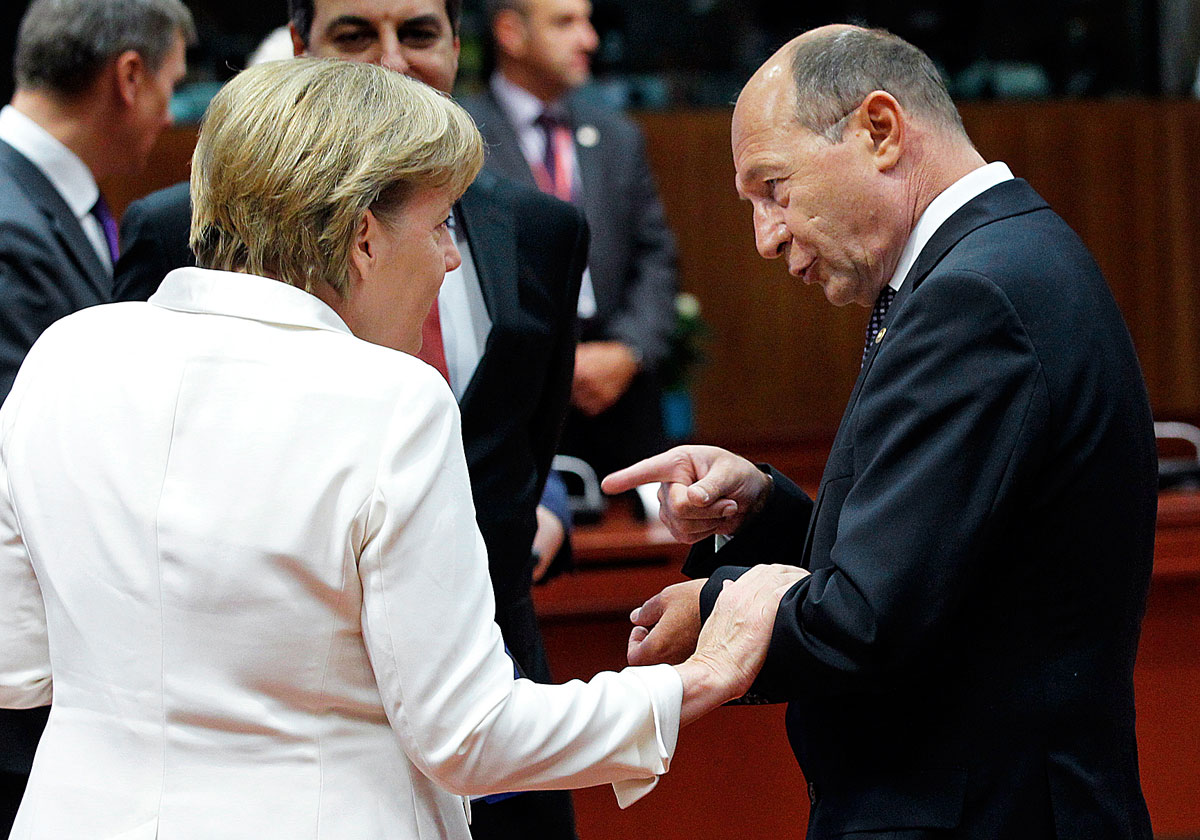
[568,95,644,143]
[466,170,586,240]
[124,180,191,225]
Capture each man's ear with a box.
[112,50,144,108]
[289,23,308,58]
[492,8,527,59]
[856,90,903,173]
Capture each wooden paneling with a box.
[635,102,1200,447]
[99,126,198,218]
[105,101,1200,444]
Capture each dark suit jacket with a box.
[111,180,192,304]
[686,180,1156,840]
[463,88,677,471]
[113,172,587,689]
[0,139,114,774]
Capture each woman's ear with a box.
[347,209,378,287]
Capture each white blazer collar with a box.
[149,266,353,336]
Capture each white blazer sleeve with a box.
[357,378,681,804]
[0,382,52,709]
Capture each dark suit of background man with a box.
[0,0,193,830]
[114,1,586,837]
[463,0,678,479]
[605,25,1157,840]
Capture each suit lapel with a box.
[0,140,109,297]
[476,92,540,191]
[568,99,604,221]
[454,178,520,408]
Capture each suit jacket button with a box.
[807,781,819,805]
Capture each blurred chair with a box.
[552,455,606,523]
[1155,421,1200,490]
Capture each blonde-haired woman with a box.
[0,59,801,839]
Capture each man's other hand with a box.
[602,445,772,544]
[571,341,639,416]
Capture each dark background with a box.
[1,0,1190,113]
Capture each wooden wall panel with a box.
[105,101,1200,446]
[636,102,1200,447]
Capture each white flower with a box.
[675,292,701,319]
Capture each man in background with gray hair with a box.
[0,0,194,826]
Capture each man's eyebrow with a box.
[397,13,444,29]
[738,163,775,190]
[326,15,373,30]
[324,13,444,32]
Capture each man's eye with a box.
[399,27,439,46]
[332,30,373,49]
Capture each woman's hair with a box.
[190,58,484,295]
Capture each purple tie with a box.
[91,193,120,264]
[863,285,896,366]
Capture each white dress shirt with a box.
[886,161,1014,293]
[439,212,491,401]
[0,267,681,839]
[0,104,112,272]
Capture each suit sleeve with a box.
[0,371,52,709]
[602,128,678,369]
[682,465,813,580]
[0,225,70,401]
[358,378,682,806]
[528,202,588,497]
[744,271,1047,699]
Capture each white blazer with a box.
[0,267,682,840]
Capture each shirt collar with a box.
[491,71,559,131]
[888,161,1014,292]
[0,104,100,220]
[149,266,354,336]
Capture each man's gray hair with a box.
[790,27,966,143]
[15,0,196,97]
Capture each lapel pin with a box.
[875,327,887,344]
[576,124,599,148]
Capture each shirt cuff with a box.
[610,663,682,808]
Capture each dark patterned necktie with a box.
[862,285,897,366]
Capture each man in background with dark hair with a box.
[114,2,584,837]
[0,0,194,827]
[465,0,678,480]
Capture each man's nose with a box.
[581,21,599,53]
[379,40,411,75]
[753,208,786,259]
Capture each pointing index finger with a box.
[601,449,694,495]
